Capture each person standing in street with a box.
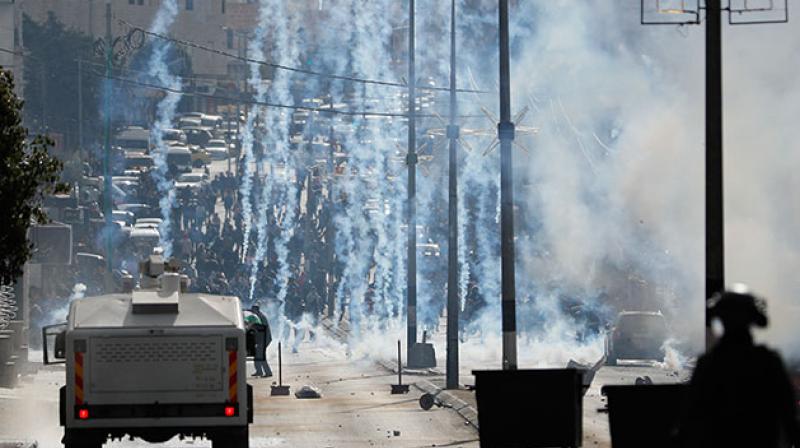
[249,304,273,378]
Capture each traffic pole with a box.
[445,0,460,390]
[705,0,724,350]
[406,0,418,362]
[103,1,114,275]
[498,0,517,371]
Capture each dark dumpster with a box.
[602,383,689,448]
[473,369,583,448]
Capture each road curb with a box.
[319,317,479,429]
[412,379,479,429]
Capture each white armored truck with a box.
[43,256,253,448]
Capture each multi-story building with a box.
[17,0,337,78]
[19,0,254,79]
[15,0,342,114]
[0,0,24,96]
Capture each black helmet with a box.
[707,283,768,329]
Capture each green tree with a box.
[0,67,66,285]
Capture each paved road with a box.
[0,343,479,448]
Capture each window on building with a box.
[138,0,144,5]
[226,29,234,49]
[129,0,135,4]
[222,0,226,14]
[186,0,194,10]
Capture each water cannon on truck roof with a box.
[42,255,253,448]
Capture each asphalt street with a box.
[0,344,479,448]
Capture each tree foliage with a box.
[0,67,66,284]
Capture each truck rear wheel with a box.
[64,431,103,448]
[212,426,249,448]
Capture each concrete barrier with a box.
[0,334,10,362]
[2,357,18,388]
[5,323,27,374]
[0,334,15,388]
[7,322,24,352]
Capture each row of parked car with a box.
[114,111,238,175]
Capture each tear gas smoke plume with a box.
[330,0,409,340]
[146,0,181,257]
[289,0,712,368]
[247,0,302,315]
[456,0,708,365]
[128,0,798,369]
[721,21,800,362]
[238,2,274,266]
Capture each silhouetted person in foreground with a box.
[683,285,798,448]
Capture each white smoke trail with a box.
[331,0,408,340]
[146,0,180,257]
[447,0,708,368]
[41,283,87,327]
[238,9,276,264]
[247,0,301,315]
[244,0,275,303]
[238,110,258,262]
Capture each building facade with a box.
[0,0,24,96]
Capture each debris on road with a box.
[295,384,322,399]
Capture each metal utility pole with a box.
[103,1,114,274]
[705,0,723,347]
[445,0,460,390]
[406,0,418,362]
[40,67,46,132]
[78,59,83,150]
[641,0,787,350]
[227,111,232,173]
[326,126,337,318]
[498,0,517,371]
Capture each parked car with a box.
[134,218,163,230]
[117,203,155,219]
[135,218,163,226]
[183,127,214,148]
[161,128,187,145]
[178,117,202,129]
[175,172,208,191]
[122,152,153,173]
[605,311,668,365]
[166,146,193,174]
[111,210,135,227]
[204,139,230,160]
[114,126,151,153]
[178,111,204,119]
[201,114,224,128]
[130,226,161,257]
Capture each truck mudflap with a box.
[247,384,253,424]
[59,386,66,426]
